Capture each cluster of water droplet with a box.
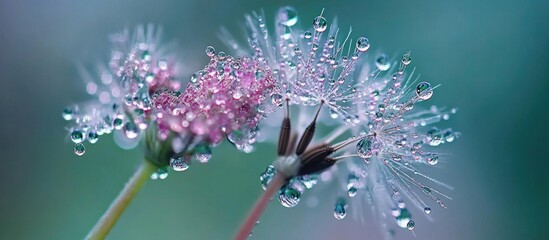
[229,7,377,121]
[241,8,459,232]
[259,165,319,207]
[152,46,276,154]
[64,25,182,157]
[328,51,459,230]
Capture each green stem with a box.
[86,160,156,240]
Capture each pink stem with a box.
[234,173,286,240]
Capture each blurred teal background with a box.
[1,0,548,239]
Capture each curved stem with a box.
[235,173,286,240]
[86,160,157,240]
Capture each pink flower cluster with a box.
[153,48,276,145]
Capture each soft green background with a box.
[1,0,548,239]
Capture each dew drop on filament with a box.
[356,137,374,159]
[333,199,347,220]
[124,122,139,139]
[271,93,284,107]
[406,220,415,230]
[205,46,215,57]
[194,144,212,163]
[88,132,99,144]
[356,37,370,52]
[74,143,85,156]
[260,165,276,190]
[71,129,84,143]
[278,184,301,207]
[375,55,391,71]
[170,156,189,172]
[278,6,298,27]
[416,82,433,101]
[395,208,412,228]
[312,16,327,32]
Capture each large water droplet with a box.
[407,220,415,230]
[62,108,74,121]
[333,199,347,220]
[426,153,439,165]
[416,82,433,100]
[88,131,99,144]
[376,55,391,71]
[444,130,455,142]
[395,208,412,228]
[271,94,284,107]
[124,122,139,139]
[356,37,370,52]
[356,137,374,159]
[312,16,327,32]
[424,207,432,214]
[194,144,212,163]
[260,165,276,190]
[348,186,358,197]
[278,184,301,207]
[74,143,85,156]
[71,129,84,143]
[113,117,124,130]
[278,6,298,27]
[205,46,215,57]
[170,156,189,172]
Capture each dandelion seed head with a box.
[152,46,277,149]
[233,7,461,237]
[63,25,182,157]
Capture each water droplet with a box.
[356,137,374,159]
[426,154,439,165]
[205,46,215,57]
[407,220,415,230]
[304,31,312,39]
[194,144,212,163]
[271,94,284,107]
[401,52,412,65]
[88,131,99,144]
[151,168,168,180]
[356,37,370,52]
[348,186,358,197]
[260,165,276,190]
[281,26,292,40]
[333,199,347,220]
[375,55,391,71]
[416,82,433,100]
[62,108,74,120]
[71,129,84,143]
[74,143,85,156]
[444,130,455,142]
[232,90,243,99]
[124,122,139,139]
[278,6,298,27]
[312,16,327,32]
[427,129,444,146]
[278,184,301,207]
[395,208,412,228]
[329,109,338,119]
[113,118,124,130]
[298,175,318,189]
[424,207,431,214]
[170,156,189,171]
